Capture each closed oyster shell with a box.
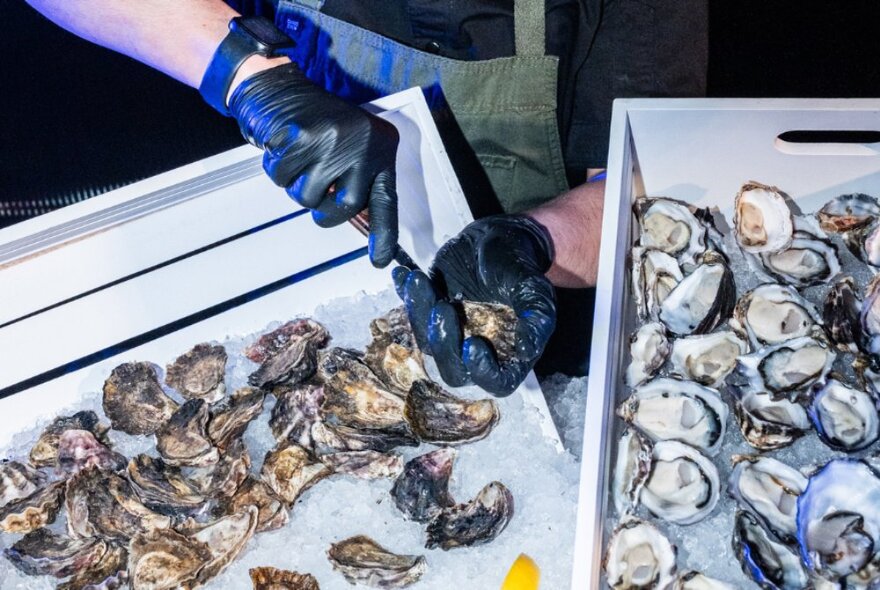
[328,535,427,588]
[57,428,127,476]
[602,516,677,590]
[244,318,330,364]
[0,459,46,508]
[426,481,514,550]
[824,275,866,354]
[29,411,109,468]
[310,422,417,455]
[248,319,329,389]
[208,386,265,450]
[57,542,128,590]
[364,306,427,394]
[127,454,207,517]
[270,383,324,448]
[102,362,179,436]
[0,480,65,534]
[156,399,219,468]
[861,274,880,358]
[220,476,288,533]
[320,450,403,480]
[391,448,456,523]
[260,443,330,506]
[404,380,499,445]
[188,507,259,586]
[187,437,251,499]
[165,343,227,403]
[250,567,320,590]
[3,528,108,578]
[127,528,212,590]
[462,301,518,362]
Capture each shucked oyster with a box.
[612,429,653,516]
[208,386,266,450]
[156,398,220,468]
[732,335,835,402]
[365,306,428,393]
[631,247,684,323]
[668,330,747,388]
[3,528,108,578]
[635,197,715,271]
[733,510,808,590]
[818,193,880,233]
[250,567,320,590]
[165,343,227,403]
[734,181,794,253]
[728,455,807,544]
[0,480,65,534]
[640,440,720,525]
[808,378,880,452]
[103,362,179,436]
[247,319,329,389]
[625,322,670,388]
[462,301,518,362]
[404,379,499,445]
[391,448,456,522]
[602,516,677,590]
[674,571,736,590]
[0,460,45,508]
[729,385,810,451]
[753,217,841,289]
[328,535,427,588]
[426,481,514,550]
[29,411,110,468]
[260,443,330,506]
[659,251,735,336]
[731,283,823,349]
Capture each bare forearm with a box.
[526,179,605,288]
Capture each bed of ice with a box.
[604,202,880,587]
[0,288,587,590]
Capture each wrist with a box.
[227,54,290,106]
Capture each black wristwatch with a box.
[199,16,296,116]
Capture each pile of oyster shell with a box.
[604,183,880,589]
[0,306,515,589]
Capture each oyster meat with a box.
[635,197,712,271]
[250,567,320,590]
[102,362,179,436]
[640,440,720,525]
[247,319,329,389]
[165,342,227,403]
[673,571,736,590]
[659,251,735,336]
[327,535,426,588]
[404,379,499,445]
[461,301,518,362]
[732,335,835,402]
[156,398,220,468]
[0,459,46,508]
[320,450,404,480]
[611,429,653,516]
[391,448,456,522]
[364,306,427,393]
[260,443,330,505]
[3,528,108,578]
[0,480,65,534]
[733,510,808,590]
[602,516,677,590]
[29,410,109,468]
[220,476,288,533]
[729,385,810,451]
[127,454,207,516]
[618,377,728,455]
[207,386,266,450]
[625,322,670,388]
[270,383,325,449]
[731,283,823,348]
[632,247,684,323]
[734,181,794,253]
[824,276,866,353]
[818,193,880,233]
[668,330,747,388]
[809,379,880,451]
[57,428,126,476]
[728,455,807,544]
[754,218,841,289]
[426,481,514,550]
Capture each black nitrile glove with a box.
[229,63,400,267]
[394,215,556,397]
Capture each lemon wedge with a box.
[501,554,540,590]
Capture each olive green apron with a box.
[275,0,569,213]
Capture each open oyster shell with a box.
[818,193,880,233]
[102,362,179,436]
[659,251,735,336]
[391,448,456,523]
[824,275,866,354]
[404,379,499,445]
[733,510,808,590]
[674,571,736,590]
[731,283,823,349]
[611,429,653,516]
[250,567,320,590]
[426,481,514,550]
[625,322,670,388]
[0,480,65,534]
[29,411,110,468]
[808,378,880,452]
[734,181,794,253]
[752,216,841,289]
[729,385,810,451]
[631,247,684,323]
[731,335,835,402]
[635,197,714,271]
[640,440,720,526]
[156,398,220,468]
[668,330,747,388]
[845,217,880,268]
[728,455,807,544]
[165,342,227,403]
[602,516,677,590]
[328,535,427,588]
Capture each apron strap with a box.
[514,0,546,57]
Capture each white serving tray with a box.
[0,87,558,451]
[572,98,880,588]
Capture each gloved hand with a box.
[229,63,399,267]
[394,215,556,396]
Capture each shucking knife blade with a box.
[347,210,424,273]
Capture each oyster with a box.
[0,480,64,534]
[404,379,499,445]
[102,362,179,435]
[673,571,736,590]
[310,421,417,455]
[732,335,835,402]
[391,448,456,522]
[731,284,823,348]
[165,342,227,403]
[668,330,747,388]
[327,535,427,588]
[66,467,171,541]
[845,218,880,268]
[617,377,728,456]
[0,459,46,507]
[625,322,671,387]
[220,476,288,533]
[318,348,410,431]
[861,274,880,357]
[207,386,266,450]
[247,319,329,389]
[156,398,220,468]
[57,428,127,476]
[127,454,207,516]
[602,516,677,590]
[818,193,880,233]
[260,443,330,505]
[364,306,427,393]
[824,276,866,353]
[611,429,653,516]
[462,300,518,362]
[733,510,809,590]
[320,450,404,480]
[809,379,880,451]
[728,455,807,544]
[250,567,320,590]
[3,528,108,578]
[270,383,324,448]
[187,507,259,586]
[734,181,794,253]
[659,250,735,336]
[187,437,251,499]
[127,528,212,590]
[632,247,684,323]
[729,386,810,451]
[635,197,712,271]
[426,481,514,550]
[755,230,841,289]
[29,411,110,468]
[57,542,128,590]
[640,440,719,525]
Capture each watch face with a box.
[234,16,294,50]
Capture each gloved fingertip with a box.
[368,231,397,268]
[392,266,411,299]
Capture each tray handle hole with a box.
[775,130,880,156]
